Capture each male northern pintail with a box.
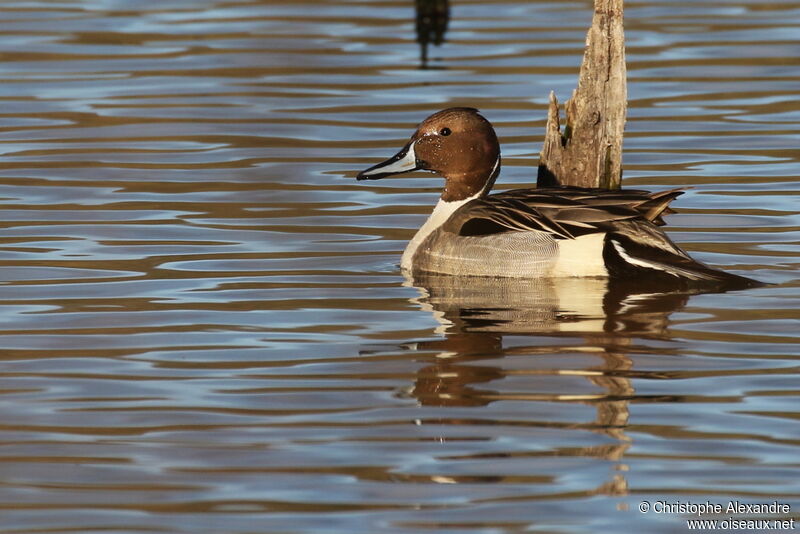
[357,107,760,290]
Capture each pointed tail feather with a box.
[636,189,684,226]
[604,232,763,291]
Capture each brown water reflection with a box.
[1,1,799,533]
[405,273,682,499]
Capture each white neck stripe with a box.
[399,155,499,270]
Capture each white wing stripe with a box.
[610,239,715,281]
[610,239,680,277]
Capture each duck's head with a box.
[357,107,501,202]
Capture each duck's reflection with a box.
[407,272,691,338]
[415,0,449,69]
[402,271,696,496]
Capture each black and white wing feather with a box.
[444,187,760,289]
[445,187,683,239]
[603,219,761,289]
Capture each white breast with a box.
[401,196,476,271]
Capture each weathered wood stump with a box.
[537,0,626,190]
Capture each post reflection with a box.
[415,0,449,68]
[402,272,696,496]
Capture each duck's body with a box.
[403,187,682,279]
[357,108,760,290]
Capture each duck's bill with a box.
[356,142,420,181]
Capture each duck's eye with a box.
[439,127,451,136]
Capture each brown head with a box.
[356,108,501,201]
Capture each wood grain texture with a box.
[537,0,626,190]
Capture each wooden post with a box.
[537,0,626,190]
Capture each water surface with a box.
[1,1,799,533]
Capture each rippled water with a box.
[1,1,799,532]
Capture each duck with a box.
[356,107,761,290]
